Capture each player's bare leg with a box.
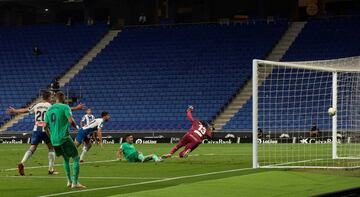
[46,143,58,175]
[80,140,91,163]
[18,144,38,176]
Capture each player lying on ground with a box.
[45,92,85,189]
[117,134,162,162]
[6,90,85,176]
[74,111,110,163]
[163,106,214,158]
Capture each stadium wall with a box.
[0,131,349,145]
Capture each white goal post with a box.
[252,56,360,169]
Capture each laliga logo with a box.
[135,139,157,144]
[257,139,278,144]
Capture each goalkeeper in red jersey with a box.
[163,106,214,158]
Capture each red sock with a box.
[170,146,178,154]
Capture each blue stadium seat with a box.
[224,16,360,131]
[63,21,287,131]
[4,23,108,131]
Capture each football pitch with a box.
[0,143,360,197]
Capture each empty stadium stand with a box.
[223,16,360,131]
[2,23,108,131]
[61,21,288,131]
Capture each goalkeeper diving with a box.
[117,134,162,162]
[163,105,214,159]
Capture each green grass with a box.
[258,143,360,167]
[118,171,360,197]
[0,143,359,197]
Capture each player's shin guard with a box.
[63,157,72,183]
[21,150,33,164]
[48,150,55,171]
[73,156,80,184]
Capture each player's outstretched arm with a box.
[68,117,79,130]
[6,107,29,114]
[71,103,86,112]
[187,105,195,122]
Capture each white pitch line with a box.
[0,176,165,180]
[2,154,250,172]
[3,159,118,171]
[261,158,324,168]
[0,147,47,152]
[38,167,255,197]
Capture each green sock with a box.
[72,156,80,184]
[63,157,71,182]
[152,154,159,161]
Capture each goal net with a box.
[252,56,360,169]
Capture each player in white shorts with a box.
[7,90,85,176]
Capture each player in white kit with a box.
[7,91,85,176]
[74,111,110,162]
[80,108,95,127]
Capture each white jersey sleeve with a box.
[82,118,104,132]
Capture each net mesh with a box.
[254,56,360,168]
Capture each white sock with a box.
[48,150,56,171]
[80,146,88,161]
[21,150,33,164]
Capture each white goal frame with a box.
[252,57,360,169]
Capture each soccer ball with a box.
[328,107,336,116]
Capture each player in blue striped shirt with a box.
[74,111,110,162]
[80,108,95,127]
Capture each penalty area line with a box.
[38,167,255,197]
[0,175,166,180]
[3,159,118,172]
